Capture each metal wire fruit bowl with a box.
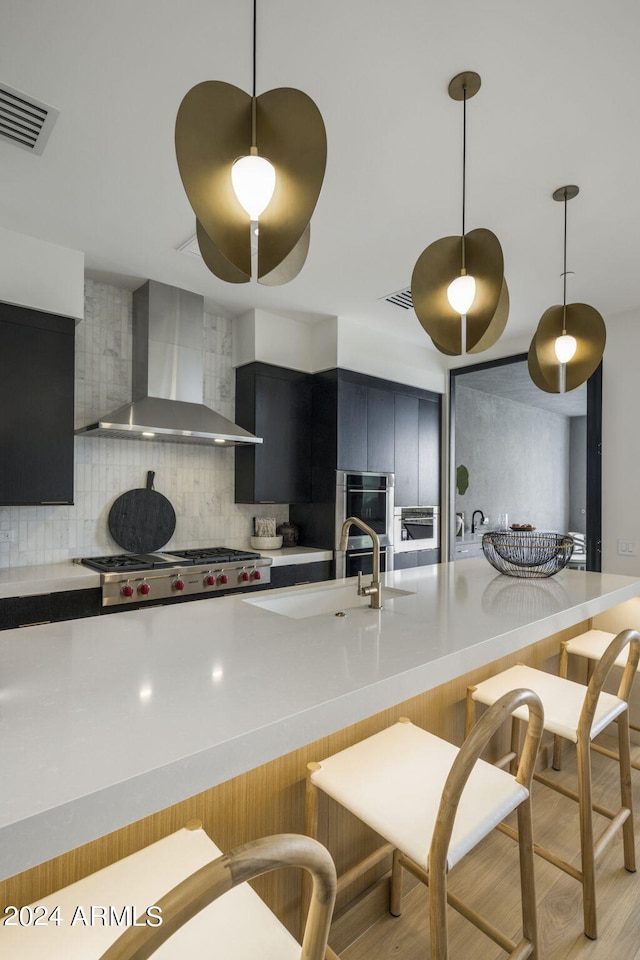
[482,531,575,578]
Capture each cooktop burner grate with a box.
[166,547,261,564]
[80,554,177,572]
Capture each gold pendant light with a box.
[175,0,327,285]
[411,72,509,355]
[528,186,606,393]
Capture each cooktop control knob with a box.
[173,579,185,591]
[138,582,151,595]
[204,574,216,587]
[252,569,262,580]
[240,570,250,582]
[121,583,134,597]
[218,573,228,585]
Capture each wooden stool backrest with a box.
[429,687,544,960]
[579,629,640,733]
[98,833,336,960]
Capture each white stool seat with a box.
[470,663,627,743]
[564,629,636,670]
[0,827,301,960]
[311,720,529,871]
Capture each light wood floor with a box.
[340,735,640,960]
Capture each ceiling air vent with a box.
[0,83,59,155]
[382,287,413,310]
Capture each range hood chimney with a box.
[77,280,261,447]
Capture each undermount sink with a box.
[243,583,414,619]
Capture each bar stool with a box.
[554,628,640,772]
[0,822,336,960]
[466,628,640,940]
[306,689,544,960]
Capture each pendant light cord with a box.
[251,0,257,148]
[562,189,568,333]
[461,86,467,270]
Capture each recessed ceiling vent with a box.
[0,83,59,155]
[382,287,413,310]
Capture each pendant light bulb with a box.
[231,153,276,220]
[447,273,476,315]
[554,333,577,364]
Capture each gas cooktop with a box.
[79,547,261,573]
[77,547,271,607]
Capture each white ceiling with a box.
[1,0,637,359]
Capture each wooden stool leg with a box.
[576,735,597,939]
[390,848,403,917]
[553,641,570,770]
[516,795,538,960]
[303,763,322,940]
[429,850,449,960]
[617,713,636,872]
[465,686,477,738]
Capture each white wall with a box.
[0,226,84,320]
[601,308,640,575]
[232,308,447,393]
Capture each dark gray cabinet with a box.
[367,387,395,473]
[394,394,420,506]
[419,398,440,505]
[0,588,101,630]
[235,363,312,503]
[393,548,440,570]
[337,379,368,471]
[269,560,332,589]
[290,369,442,554]
[0,302,75,506]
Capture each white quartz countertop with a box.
[2,561,639,880]
[0,562,100,599]
[257,546,333,566]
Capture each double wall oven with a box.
[335,470,394,578]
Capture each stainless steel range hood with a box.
[77,280,261,447]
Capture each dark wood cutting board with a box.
[108,471,176,553]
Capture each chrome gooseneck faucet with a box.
[340,516,382,609]
[471,509,485,534]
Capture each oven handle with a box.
[346,487,390,494]
[346,550,375,558]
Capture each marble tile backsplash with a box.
[0,280,286,569]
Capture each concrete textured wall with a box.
[454,386,570,535]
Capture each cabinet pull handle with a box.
[19,620,52,627]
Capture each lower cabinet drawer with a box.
[393,549,440,570]
[0,588,102,630]
[269,561,332,589]
[454,541,484,559]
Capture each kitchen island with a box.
[2,560,640,938]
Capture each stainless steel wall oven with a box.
[393,505,439,553]
[335,470,394,577]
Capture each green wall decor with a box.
[456,464,469,495]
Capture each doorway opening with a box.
[449,354,601,571]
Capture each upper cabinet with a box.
[337,371,441,507]
[0,302,75,506]
[235,362,312,504]
[236,363,442,512]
